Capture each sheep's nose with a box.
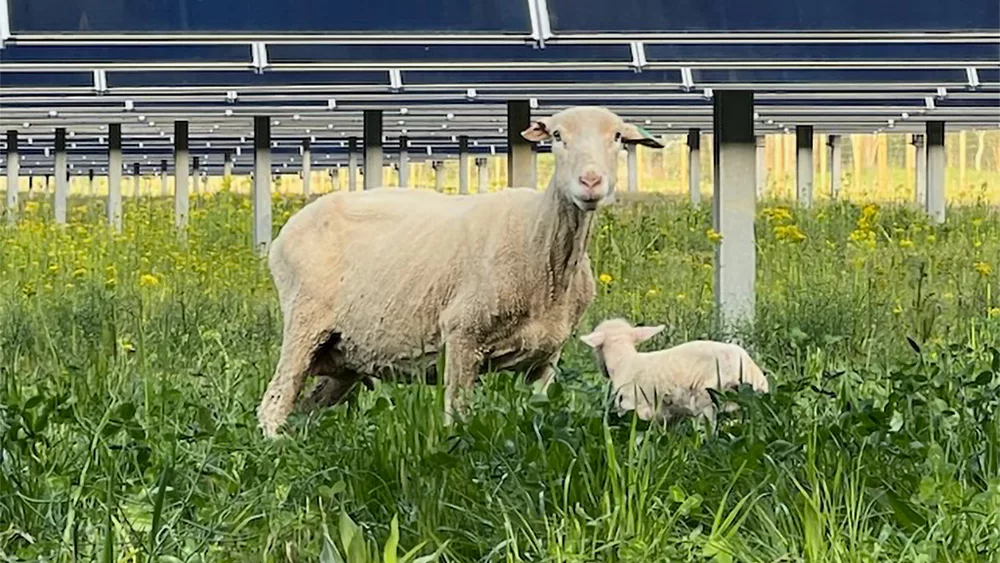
[579,171,602,189]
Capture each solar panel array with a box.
[1,0,998,175]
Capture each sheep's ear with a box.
[621,123,664,148]
[579,331,606,348]
[632,324,665,343]
[521,118,553,142]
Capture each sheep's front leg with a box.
[442,335,482,426]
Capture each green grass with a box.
[1,191,999,562]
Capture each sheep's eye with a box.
[614,131,623,142]
[552,130,562,142]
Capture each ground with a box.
[1,191,998,562]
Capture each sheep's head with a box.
[521,106,663,211]
[580,318,665,357]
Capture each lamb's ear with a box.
[631,324,665,343]
[579,331,606,348]
[621,123,664,148]
[521,118,553,142]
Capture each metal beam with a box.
[912,134,927,207]
[253,116,272,253]
[54,127,68,223]
[688,128,701,205]
[476,156,489,193]
[160,159,168,196]
[108,123,122,231]
[363,110,382,190]
[626,143,638,192]
[398,136,410,188]
[925,121,946,223]
[459,135,470,194]
[712,90,756,333]
[433,160,445,192]
[828,134,842,199]
[754,135,766,198]
[795,125,815,207]
[348,137,359,191]
[174,120,189,229]
[302,139,311,197]
[4,130,18,224]
[507,100,532,188]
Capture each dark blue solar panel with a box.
[548,0,999,32]
[404,69,683,85]
[978,70,1000,84]
[693,69,969,84]
[10,0,530,33]
[0,45,251,63]
[269,44,627,63]
[108,70,388,87]
[0,72,93,87]
[646,43,1000,62]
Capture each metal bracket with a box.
[680,67,695,91]
[250,42,269,74]
[388,69,403,91]
[92,69,108,94]
[527,0,553,48]
[966,67,980,89]
[629,41,647,72]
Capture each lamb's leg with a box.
[525,349,562,394]
[257,336,313,438]
[442,335,482,426]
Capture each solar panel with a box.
[546,0,1000,33]
[9,0,531,34]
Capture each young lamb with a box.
[579,318,769,425]
[256,106,663,437]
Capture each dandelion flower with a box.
[705,228,723,244]
[139,273,161,287]
[973,261,992,277]
[598,273,613,284]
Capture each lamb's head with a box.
[521,106,663,211]
[580,318,665,353]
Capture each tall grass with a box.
[1,191,998,562]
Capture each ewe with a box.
[257,106,663,437]
[579,319,769,426]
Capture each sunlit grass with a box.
[1,190,998,562]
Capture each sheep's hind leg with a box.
[299,375,360,411]
[525,350,562,395]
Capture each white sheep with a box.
[579,318,769,426]
[256,106,664,437]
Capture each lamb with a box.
[256,106,664,437]
[579,318,769,425]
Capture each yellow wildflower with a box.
[973,262,992,277]
[598,273,613,284]
[139,274,161,287]
[705,228,723,244]
[646,288,659,297]
[72,267,87,278]
[899,239,913,248]
[926,234,937,243]
[675,293,687,301]
[989,307,1000,319]
[774,224,806,243]
[48,264,59,273]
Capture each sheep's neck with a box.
[534,181,595,297]
[600,342,638,388]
